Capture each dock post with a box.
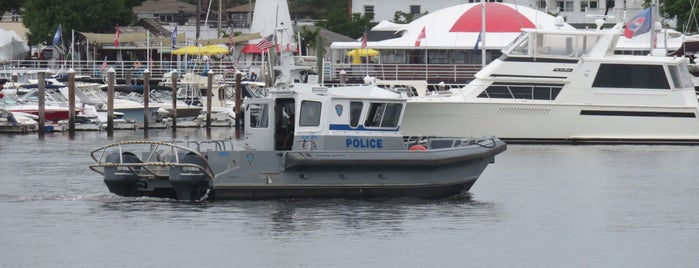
[37,71,46,138]
[339,69,346,85]
[206,70,213,129]
[171,70,178,132]
[125,69,131,86]
[143,69,150,138]
[235,72,242,129]
[67,69,76,137]
[107,68,115,138]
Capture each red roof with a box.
[449,2,535,33]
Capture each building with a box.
[350,0,647,28]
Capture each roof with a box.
[133,0,197,14]
[332,2,574,50]
[226,3,254,13]
[294,25,356,43]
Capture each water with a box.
[1,130,699,267]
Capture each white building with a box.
[350,0,649,27]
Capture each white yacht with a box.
[401,22,699,144]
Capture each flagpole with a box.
[481,1,486,69]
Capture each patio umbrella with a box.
[199,44,230,55]
[171,45,202,55]
[346,48,380,57]
[346,48,380,64]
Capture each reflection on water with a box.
[2,131,699,267]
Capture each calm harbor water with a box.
[1,129,698,267]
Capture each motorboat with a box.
[401,21,699,144]
[87,51,506,201]
[1,87,80,122]
[0,108,36,133]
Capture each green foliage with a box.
[316,10,375,39]
[392,11,414,24]
[23,0,141,45]
[299,25,321,48]
[663,0,699,33]
[0,0,25,13]
[289,0,348,19]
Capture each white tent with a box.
[331,2,575,50]
[0,28,29,62]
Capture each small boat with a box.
[88,52,506,201]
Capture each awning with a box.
[79,31,186,46]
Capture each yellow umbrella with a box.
[199,44,230,55]
[346,48,380,64]
[346,48,380,57]
[171,45,202,55]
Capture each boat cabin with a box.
[243,85,409,151]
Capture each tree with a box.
[0,0,25,14]
[299,25,321,55]
[22,0,144,45]
[316,10,375,39]
[663,0,699,33]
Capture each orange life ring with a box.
[409,144,427,151]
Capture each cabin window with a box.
[365,103,402,128]
[299,100,322,126]
[668,64,694,89]
[478,83,563,100]
[350,101,363,128]
[592,64,670,89]
[506,33,530,56]
[249,103,269,128]
[410,5,421,14]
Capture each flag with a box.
[361,32,367,48]
[171,25,178,48]
[414,27,426,47]
[474,32,482,52]
[52,24,65,55]
[52,24,62,46]
[256,34,274,51]
[114,25,120,47]
[228,30,234,51]
[99,56,108,73]
[624,8,652,39]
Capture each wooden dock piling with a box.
[143,69,150,138]
[37,71,46,138]
[206,70,213,129]
[107,68,115,138]
[67,69,76,136]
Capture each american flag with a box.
[114,25,120,47]
[361,32,367,48]
[256,34,274,51]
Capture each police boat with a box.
[88,52,506,201]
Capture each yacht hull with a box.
[402,101,699,144]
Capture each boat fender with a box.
[409,144,427,151]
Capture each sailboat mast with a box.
[481,1,486,69]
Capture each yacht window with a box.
[505,33,529,55]
[478,83,563,100]
[669,63,694,89]
[299,100,322,126]
[249,103,269,128]
[364,102,402,128]
[349,101,363,128]
[592,64,670,89]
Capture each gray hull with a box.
[91,139,506,201]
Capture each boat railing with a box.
[88,140,219,180]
